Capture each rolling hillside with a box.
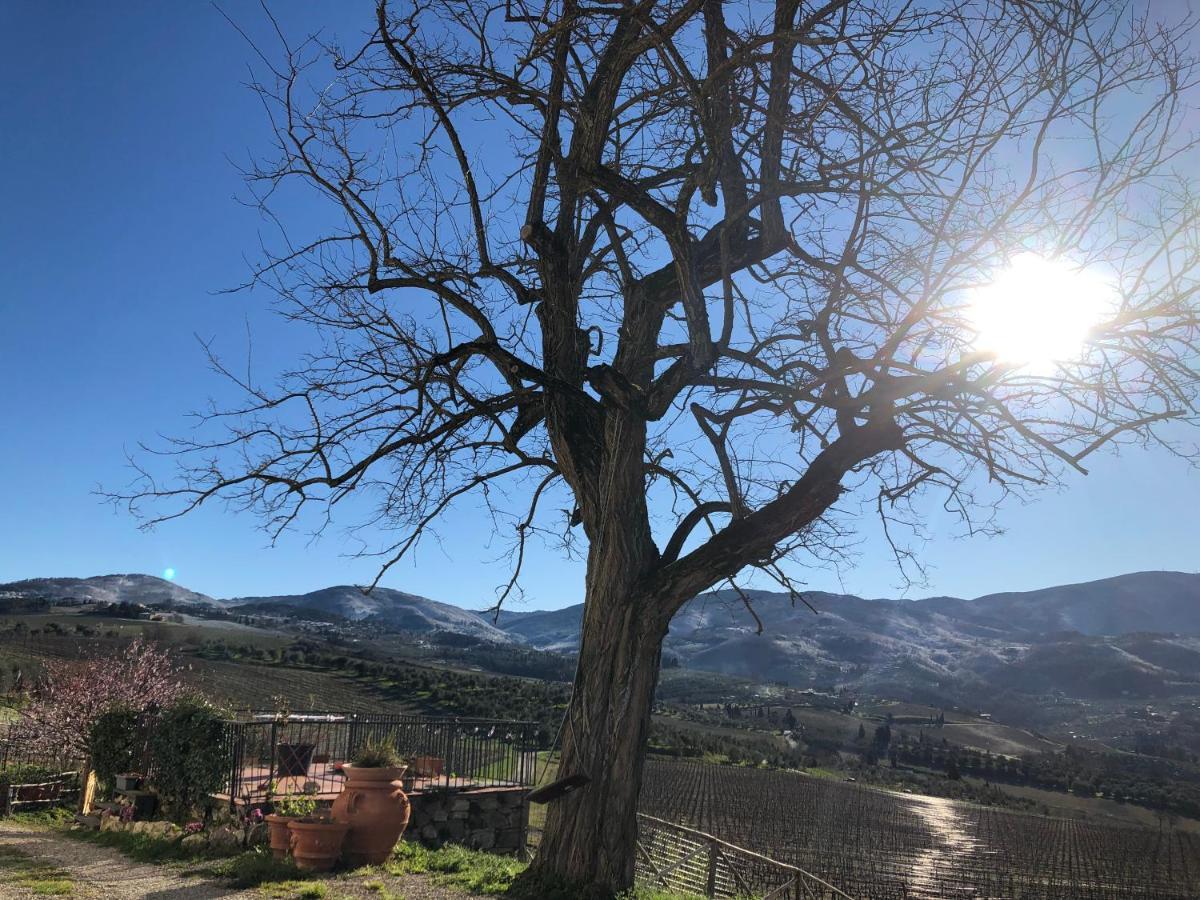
[0,574,218,608]
[4,570,1198,701]
[228,585,514,642]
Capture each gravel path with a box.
[0,821,255,899]
[0,822,486,900]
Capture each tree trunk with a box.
[525,554,669,896]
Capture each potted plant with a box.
[265,791,316,860]
[287,811,349,872]
[332,737,411,866]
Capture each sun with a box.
[966,253,1115,369]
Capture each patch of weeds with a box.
[359,880,404,900]
[385,842,524,895]
[0,845,74,895]
[80,829,196,864]
[617,889,710,900]
[210,847,306,888]
[8,808,76,831]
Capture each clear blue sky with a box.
[1,2,1196,610]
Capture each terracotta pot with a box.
[288,819,348,872]
[410,756,444,778]
[331,765,411,866]
[264,814,298,860]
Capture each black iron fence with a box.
[220,713,539,807]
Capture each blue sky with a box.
[1,2,1196,610]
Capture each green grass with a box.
[14,811,721,900]
[386,841,525,894]
[0,845,74,895]
[257,883,327,899]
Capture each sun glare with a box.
[966,253,1114,369]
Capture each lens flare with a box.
[163,567,177,581]
[967,253,1115,369]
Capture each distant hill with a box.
[967,571,1200,636]
[5,569,1197,701]
[496,605,584,652]
[497,572,1200,700]
[0,574,218,608]
[227,585,513,643]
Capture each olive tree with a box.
[120,0,1200,892]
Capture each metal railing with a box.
[633,814,855,900]
[220,712,539,806]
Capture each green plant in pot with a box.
[265,791,316,860]
[287,809,349,872]
[332,736,411,867]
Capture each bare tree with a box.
[119,0,1200,892]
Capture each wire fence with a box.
[634,813,855,899]
[220,712,539,806]
[527,814,855,899]
[0,727,86,773]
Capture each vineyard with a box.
[640,760,1200,899]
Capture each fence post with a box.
[267,720,278,796]
[706,837,718,897]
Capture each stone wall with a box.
[405,786,527,854]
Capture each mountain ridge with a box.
[3,570,1197,699]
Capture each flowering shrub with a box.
[18,639,184,761]
[184,821,205,835]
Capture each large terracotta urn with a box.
[332,765,411,866]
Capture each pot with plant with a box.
[331,736,411,866]
[265,791,316,859]
[287,812,349,872]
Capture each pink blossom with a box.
[14,638,186,760]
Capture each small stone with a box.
[181,833,207,852]
[128,820,175,838]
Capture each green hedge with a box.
[147,698,228,820]
[89,706,146,786]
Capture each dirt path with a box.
[0,822,486,900]
[0,821,255,899]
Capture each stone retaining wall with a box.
[405,786,527,854]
